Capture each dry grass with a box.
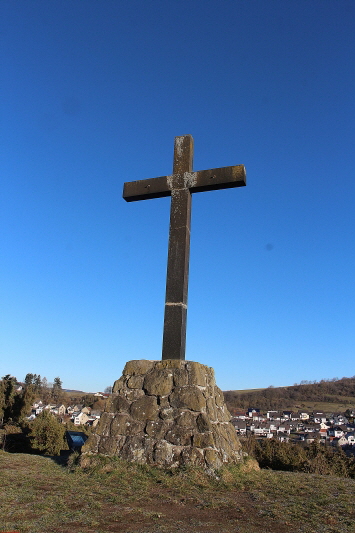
[0,451,354,533]
[296,401,355,412]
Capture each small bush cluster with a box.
[242,436,355,478]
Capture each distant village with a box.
[27,392,109,428]
[231,408,355,449]
[26,390,355,451]
[15,371,354,453]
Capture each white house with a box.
[328,426,344,438]
[73,412,89,426]
[345,433,355,445]
[299,412,310,420]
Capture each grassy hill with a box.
[1,451,354,533]
[224,377,355,413]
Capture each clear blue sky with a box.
[1,1,354,393]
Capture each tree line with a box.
[0,374,63,426]
[0,373,105,456]
[0,373,70,455]
[224,376,355,412]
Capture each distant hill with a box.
[224,376,355,414]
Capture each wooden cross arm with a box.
[123,176,170,202]
[188,164,246,194]
[123,164,246,202]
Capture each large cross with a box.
[123,135,246,361]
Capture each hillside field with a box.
[224,377,355,413]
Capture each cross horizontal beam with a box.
[123,164,246,202]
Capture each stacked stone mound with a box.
[82,359,242,470]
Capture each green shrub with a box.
[248,437,355,478]
[29,410,65,455]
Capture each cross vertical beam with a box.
[162,135,193,360]
[122,135,246,362]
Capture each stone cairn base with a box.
[82,359,242,470]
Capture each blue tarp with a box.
[66,431,88,450]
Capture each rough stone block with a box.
[165,427,193,446]
[215,405,232,423]
[123,360,155,376]
[109,395,130,413]
[214,386,225,407]
[81,433,99,454]
[120,435,147,463]
[159,407,174,420]
[111,414,145,436]
[172,368,189,387]
[187,361,208,387]
[112,377,125,393]
[98,436,119,455]
[175,410,197,428]
[110,413,130,436]
[169,385,206,411]
[153,440,180,467]
[130,395,159,421]
[204,448,223,470]
[196,412,213,432]
[157,396,170,408]
[98,412,113,437]
[124,389,145,401]
[205,366,216,386]
[180,446,205,468]
[156,359,185,370]
[145,419,171,439]
[193,431,215,448]
[127,375,145,389]
[143,369,173,396]
[206,396,218,421]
